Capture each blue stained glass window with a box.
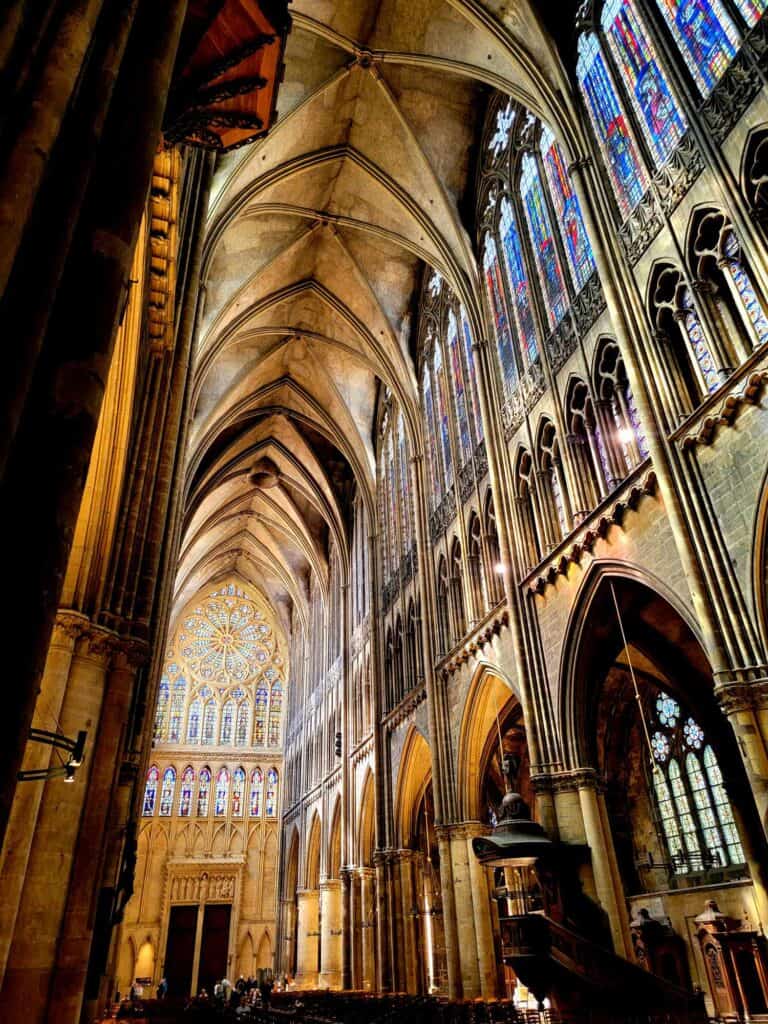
[722,231,768,347]
[159,767,176,817]
[387,433,398,555]
[202,701,216,745]
[215,767,230,816]
[520,156,569,328]
[142,766,159,816]
[197,767,211,816]
[423,365,440,505]
[578,33,649,216]
[499,197,540,358]
[460,306,484,442]
[250,768,263,816]
[539,127,595,291]
[235,702,249,746]
[220,700,235,745]
[483,235,518,394]
[447,310,472,462]
[655,0,740,97]
[433,342,454,490]
[735,0,767,25]
[232,767,245,817]
[169,678,185,743]
[602,0,687,167]
[266,767,278,817]
[681,286,720,392]
[397,413,412,553]
[186,698,201,743]
[179,766,194,817]
[154,678,169,740]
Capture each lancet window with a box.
[214,767,230,816]
[250,768,263,816]
[232,767,245,817]
[649,690,745,873]
[416,270,485,517]
[179,766,194,817]
[265,768,279,817]
[377,395,415,583]
[478,96,597,417]
[159,767,176,817]
[197,767,211,816]
[577,0,764,221]
[142,766,159,816]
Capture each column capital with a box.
[714,676,768,714]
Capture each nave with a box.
[3,1,768,1022]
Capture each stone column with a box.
[318,879,342,989]
[279,897,296,981]
[0,612,83,988]
[577,774,633,960]
[435,829,460,999]
[464,824,500,999]
[359,868,376,992]
[446,827,481,998]
[0,625,113,1024]
[294,889,319,989]
[47,643,144,1023]
[716,680,768,833]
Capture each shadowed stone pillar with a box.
[294,889,319,988]
[318,879,342,989]
[0,612,83,989]
[359,868,376,991]
[446,827,481,998]
[0,626,113,1024]
[577,772,634,960]
[47,642,144,1023]
[464,823,500,999]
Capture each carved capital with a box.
[52,610,90,647]
[714,677,768,714]
[548,767,601,794]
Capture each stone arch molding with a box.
[558,559,708,769]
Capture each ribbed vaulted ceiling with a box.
[174,0,579,633]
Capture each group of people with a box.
[187,974,277,1017]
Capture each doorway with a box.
[165,905,197,997]
[198,904,232,993]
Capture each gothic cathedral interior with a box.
[2,2,768,1022]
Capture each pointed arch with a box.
[456,663,522,821]
[393,726,433,848]
[357,769,376,867]
[305,811,322,890]
[328,795,342,879]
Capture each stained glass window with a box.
[254,686,268,745]
[232,767,245,817]
[422,364,440,505]
[197,767,211,816]
[202,701,217,745]
[159,767,176,817]
[387,433,398,554]
[735,0,767,25]
[539,127,596,291]
[220,700,235,745]
[460,306,484,442]
[142,766,159,816]
[704,746,745,864]
[578,32,649,216]
[235,702,249,746]
[680,286,720,393]
[169,678,186,743]
[650,691,745,873]
[520,155,569,328]
[154,678,169,740]
[433,342,454,490]
[250,768,263,817]
[602,0,687,167]
[215,767,230,816]
[654,0,740,96]
[483,235,518,394]
[268,681,283,747]
[265,767,278,817]
[179,766,194,817]
[397,413,412,554]
[722,231,768,347]
[499,197,540,360]
[177,586,274,686]
[187,698,201,743]
[447,310,472,462]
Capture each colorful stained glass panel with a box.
[500,197,540,357]
[483,235,518,394]
[539,127,595,291]
[654,0,740,96]
[520,155,569,328]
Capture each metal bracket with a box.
[17,729,87,783]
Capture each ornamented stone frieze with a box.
[680,370,768,450]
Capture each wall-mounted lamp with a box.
[17,729,87,784]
